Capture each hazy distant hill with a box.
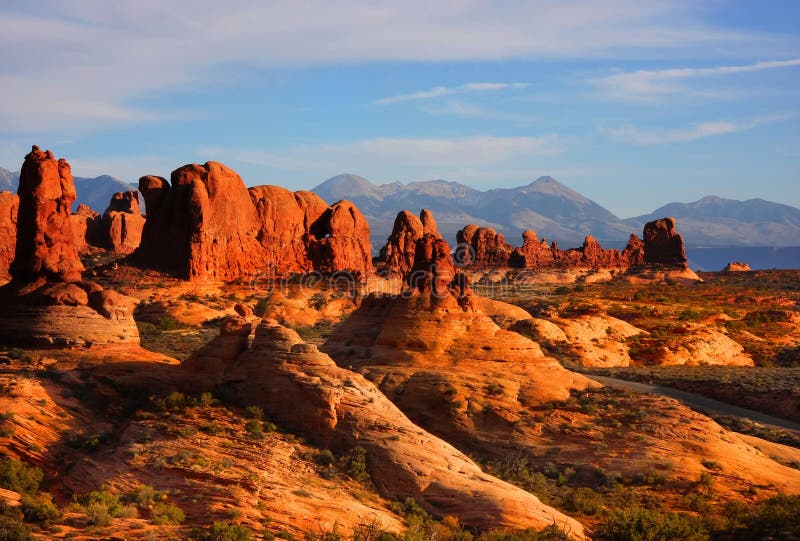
[313,174,633,247]
[626,196,800,246]
[0,166,136,213]
[0,166,16,193]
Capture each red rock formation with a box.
[643,217,687,267]
[722,261,751,272]
[377,209,471,302]
[508,231,638,270]
[135,163,373,280]
[0,146,138,346]
[622,233,646,267]
[9,146,84,283]
[377,210,424,278]
[307,200,372,276]
[420,208,438,235]
[102,191,145,254]
[249,186,328,274]
[456,224,513,267]
[0,192,19,281]
[185,317,585,534]
[70,204,102,255]
[509,230,557,268]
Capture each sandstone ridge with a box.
[184,317,586,536]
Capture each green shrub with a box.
[85,502,114,527]
[342,447,371,485]
[158,316,181,331]
[20,494,61,525]
[723,494,800,539]
[76,489,121,514]
[244,419,264,440]
[151,502,185,525]
[564,487,603,515]
[244,406,264,420]
[0,458,43,494]
[189,521,254,541]
[0,514,32,541]
[131,484,156,506]
[595,507,707,541]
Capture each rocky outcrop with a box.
[509,229,557,268]
[185,317,585,535]
[9,146,84,283]
[102,191,145,254]
[508,231,646,270]
[376,210,424,278]
[249,185,328,275]
[307,200,372,277]
[0,146,139,347]
[134,162,373,280]
[456,225,513,267]
[70,204,102,255]
[0,192,18,281]
[643,217,687,267]
[722,261,751,272]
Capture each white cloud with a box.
[593,58,800,100]
[377,82,529,105]
[0,0,773,132]
[604,115,787,144]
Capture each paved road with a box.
[588,374,800,434]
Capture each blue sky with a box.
[0,0,798,217]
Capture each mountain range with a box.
[2,163,798,247]
[0,166,136,213]
[313,174,800,247]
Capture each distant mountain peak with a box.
[524,175,591,203]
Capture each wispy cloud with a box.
[593,58,800,100]
[604,115,787,144]
[376,82,530,105]
[0,1,771,132]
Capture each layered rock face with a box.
[135,162,372,280]
[0,192,18,281]
[643,217,687,266]
[185,317,584,535]
[102,190,145,254]
[0,146,139,346]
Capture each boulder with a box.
[722,261,751,272]
[102,191,145,254]
[456,225,513,267]
[70,204,102,254]
[643,217,687,267]
[307,200,372,276]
